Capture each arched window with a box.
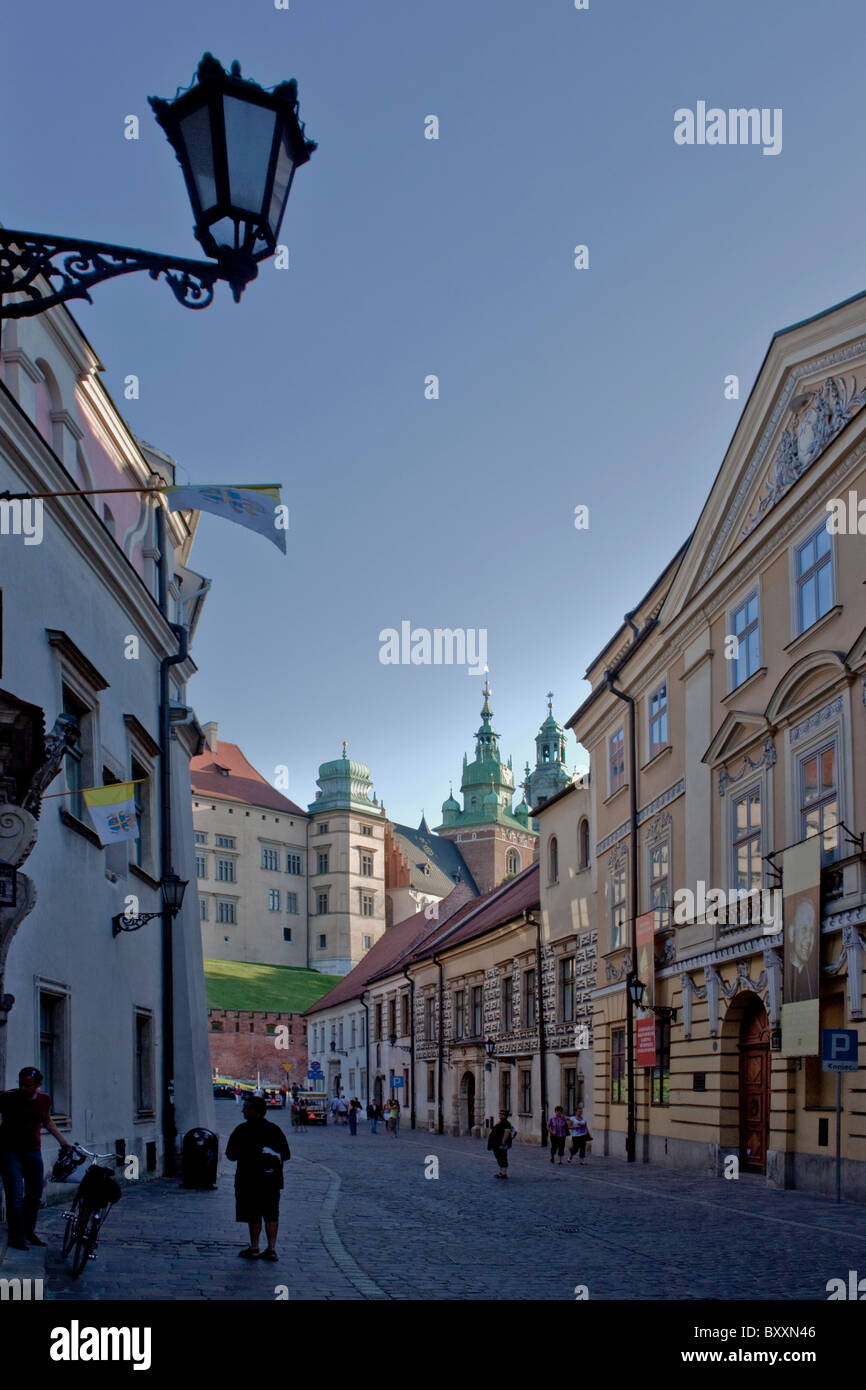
[542,744,550,763]
[506,848,520,876]
[548,836,559,883]
[578,818,590,870]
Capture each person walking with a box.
[388,1099,400,1137]
[0,1066,74,1250]
[225,1094,291,1262]
[567,1105,591,1165]
[347,1098,360,1136]
[487,1110,515,1180]
[329,1095,339,1125]
[279,1083,288,1109]
[547,1106,568,1165]
[290,1096,300,1133]
[234,1085,243,1106]
[336,1095,349,1125]
[366,1100,379,1134]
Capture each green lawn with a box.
[204,958,341,1014]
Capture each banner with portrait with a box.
[635,910,657,1067]
[780,835,821,1057]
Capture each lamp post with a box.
[0,52,316,319]
[112,872,188,937]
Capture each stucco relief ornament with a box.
[742,375,866,536]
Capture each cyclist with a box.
[0,1065,73,1250]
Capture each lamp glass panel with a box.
[179,105,217,212]
[267,131,296,238]
[207,216,237,250]
[223,95,277,214]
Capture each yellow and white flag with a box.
[162,483,287,553]
[83,783,139,846]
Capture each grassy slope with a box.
[204,958,341,1014]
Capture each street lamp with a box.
[112,872,188,936]
[0,52,316,318]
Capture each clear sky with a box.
[4,0,866,825]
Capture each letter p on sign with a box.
[822,1028,859,1071]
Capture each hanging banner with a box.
[780,835,822,1057]
[635,910,657,1067]
[83,782,138,845]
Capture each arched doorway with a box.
[461,1071,476,1132]
[739,996,770,1173]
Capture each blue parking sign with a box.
[822,1029,859,1072]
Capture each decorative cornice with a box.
[1,348,44,384]
[637,779,685,825]
[46,629,109,692]
[718,737,776,796]
[123,714,161,760]
[49,408,84,441]
[660,931,781,977]
[788,696,844,745]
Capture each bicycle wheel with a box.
[70,1204,104,1278]
[61,1194,82,1257]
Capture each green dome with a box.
[483,789,499,808]
[442,792,460,813]
[318,756,371,782]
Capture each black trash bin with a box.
[181,1127,219,1189]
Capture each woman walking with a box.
[567,1105,591,1164]
[367,1100,379,1133]
[389,1099,400,1136]
[547,1106,568,1165]
[487,1110,515,1180]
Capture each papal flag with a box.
[162,483,287,553]
[83,783,139,846]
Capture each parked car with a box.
[297,1092,328,1125]
[264,1090,282,1109]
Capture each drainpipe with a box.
[525,910,548,1148]
[604,668,639,1164]
[433,956,444,1135]
[403,967,416,1130]
[156,504,188,1178]
[360,993,370,1105]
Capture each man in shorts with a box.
[226,1095,290,1262]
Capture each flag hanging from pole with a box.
[162,483,287,553]
[83,783,139,846]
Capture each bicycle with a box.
[57,1145,123,1278]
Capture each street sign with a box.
[390,1076,404,1088]
[822,1029,859,1072]
[306,1070,320,1080]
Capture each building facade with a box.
[207,1009,307,1089]
[569,292,866,1197]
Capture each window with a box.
[454,989,465,1039]
[318,933,327,950]
[261,847,279,871]
[611,1027,626,1103]
[610,854,627,949]
[375,1002,383,1040]
[268,889,280,911]
[559,958,575,1022]
[401,994,410,1035]
[61,683,93,823]
[425,996,436,1041]
[286,853,302,875]
[471,985,483,1036]
[648,681,668,755]
[800,741,839,864]
[516,971,534,1033]
[316,891,329,915]
[732,786,762,891]
[338,1021,344,1049]
[360,824,373,837]
[730,591,760,688]
[216,835,235,848]
[519,1069,532,1114]
[39,988,68,1115]
[387,998,397,1038]
[548,836,559,884]
[361,893,374,916]
[194,831,207,845]
[199,896,207,921]
[316,850,329,876]
[427,1066,436,1102]
[350,1016,357,1048]
[563,1067,577,1114]
[318,822,329,834]
[363,934,372,950]
[578,819,590,870]
[609,727,625,794]
[217,900,236,924]
[503,976,514,1031]
[216,858,235,882]
[500,1070,511,1112]
[648,839,670,930]
[651,1017,671,1105]
[796,523,834,633]
[130,756,152,870]
[282,927,292,942]
[360,852,374,877]
[196,855,207,879]
[286,891,298,914]
[134,1011,154,1114]
[506,848,520,875]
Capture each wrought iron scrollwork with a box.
[0,230,224,317]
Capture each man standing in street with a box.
[226,1094,291,1262]
[487,1110,515,1180]
[0,1066,73,1249]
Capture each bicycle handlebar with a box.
[70,1144,115,1161]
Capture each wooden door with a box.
[465,1072,476,1130]
[739,1000,770,1173]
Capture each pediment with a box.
[702,709,769,768]
[765,650,847,726]
[845,622,866,673]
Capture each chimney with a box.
[202,721,219,753]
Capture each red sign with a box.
[636,1015,657,1068]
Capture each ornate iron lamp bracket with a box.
[112,909,162,938]
[0,229,254,318]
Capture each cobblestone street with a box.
[2,1101,864,1302]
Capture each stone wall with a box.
[207,1010,308,1088]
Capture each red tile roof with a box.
[190,740,306,816]
[404,861,539,961]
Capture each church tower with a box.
[434,681,537,893]
[525,693,572,809]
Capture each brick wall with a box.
[208,1010,308,1087]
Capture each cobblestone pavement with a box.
[9,1101,866,1301]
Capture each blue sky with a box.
[4,0,866,824]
